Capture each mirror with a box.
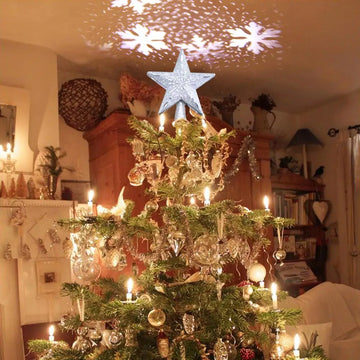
[0,85,33,173]
[0,104,16,150]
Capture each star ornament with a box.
[147,50,215,118]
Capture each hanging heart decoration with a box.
[312,201,330,224]
[303,199,318,225]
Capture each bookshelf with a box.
[271,171,327,296]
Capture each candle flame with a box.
[88,189,95,202]
[190,197,196,205]
[49,325,55,336]
[263,195,269,210]
[204,186,210,205]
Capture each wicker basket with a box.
[58,78,108,131]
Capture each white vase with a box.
[251,106,276,134]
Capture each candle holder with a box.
[1,152,16,174]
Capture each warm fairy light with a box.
[48,325,55,342]
[190,197,196,205]
[263,195,269,211]
[259,281,265,288]
[201,118,207,129]
[293,333,300,359]
[6,143,11,153]
[204,186,210,206]
[159,114,165,131]
[271,282,278,310]
[126,278,134,301]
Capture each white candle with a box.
[126,278,134,302]
[204,186,210,206]
[259,281,265,288]
[88,190,95,215]
[190,197,196,205]
[48,325,55,342]
[263,195,270,211]
[159,114,165,132]
[293,333,300,359]
[271,282,278,310]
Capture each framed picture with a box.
[61,179,91,203]
[35,258,65,295]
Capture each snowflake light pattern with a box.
[111,0,161,14]
[116,24,168,56]
[180,35,224,61]
[228,21,281,55]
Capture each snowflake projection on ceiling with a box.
[81,0,283,68]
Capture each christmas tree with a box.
[29,51,326,360]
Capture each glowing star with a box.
[228,21,281,55]
[147,50,215,119]
[111,0,161,14]
[110,187,127,218]
[116,24,168,56]
[181,35,224,60]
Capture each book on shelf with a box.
[272,191,316,225]
[275,261,318,285]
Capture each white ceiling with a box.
[0,0,359,113]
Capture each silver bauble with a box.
[273,249,287,262]
[193,235,220,266]
[72,255,101,281]
[145,199,159,213]
[88,328,103,345]
[109,330,124,347]
[72,336,92,353]
[128,165,145,186]
[148,309,166,327]
[168,231,186,256]
[182,312,195,334]
[247,262,266,282]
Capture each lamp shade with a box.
[286,128,323,148]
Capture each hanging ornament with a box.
[182,312,195,334]
[48,228,61,245]
[214,338,228,360]
[211,150,223,178]
[193,234,220,266]
[109,330,124,347]
[226,238,239,258]
[239,348,255,360]
[72,254,101,281]
[165,155,178,168]
[247,262,266,283]
[238,239,251,266]
[157,330,170,358]
[168,231,186,256]
[148,309,166,327]
[128,164,145,186]
[273,249,287,262]
[125,327,138,347]
[106,248,121,268]
[145,199,159,213]
[131,138,145,156]
[88,328,103,346]
[72,327,92,353]
[21,243,31,260]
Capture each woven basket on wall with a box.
[58,78,108,131]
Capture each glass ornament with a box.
[247,262,266,282]
[88,328,103,345]
[109,330,124,347]
[72,254,101,281]
[145,199,159,213]
[273,249,286,262]
[214,338,228,360]
[165,155,178,168]
[211,150,223,178]
[226,238,239,258]
[168,231,186,256]
[182,312,195,334]
[157,330,170,358]
[72,327,92,353]
[238,239,251,265]
[148,309,166,327]
[193,235,220,266]
[128,165,145,186]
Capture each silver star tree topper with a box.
[147,50,215,120]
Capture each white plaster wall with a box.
[0,39,59,163]
[296,90,360,287]
[57,70,122,182]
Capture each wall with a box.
[296,90,360,288]
[57,70,122,183]
[0,39,59,160]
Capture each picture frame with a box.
[61,179,91,203]
[35,258,65,295]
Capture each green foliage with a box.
[38,146,73,176]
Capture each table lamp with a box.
[286,128,323,178]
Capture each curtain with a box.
[338,130,360,288]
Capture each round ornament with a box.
[125,327,138,347]
[182,312,195,334]
[165,155,178,168]
[247,262,266,282]
[145,199,159,213]
[109,330,124,347]
[148,309,166,327]
[72,255,101,281]
[193,235,220,266]
[72,336,92,353]
[128,165,145,186]
[88,328,102,345]
[273,249,286,262]
[226,238,239,258]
